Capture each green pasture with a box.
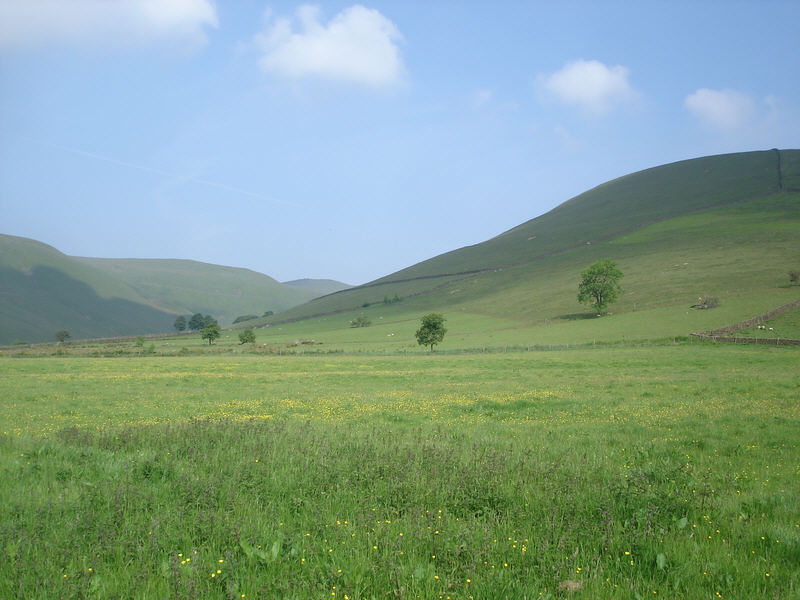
[269,155,799,327]
[8,284,797,359]
[735,305,800,339]
[1,345,798,598]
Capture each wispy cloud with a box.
[471,89,493,108]
[540,59,638,115]
[21,136,302,208]
[255,4,405,88]
[0,0,217,49]
[684,88,756,131]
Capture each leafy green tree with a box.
[350,315,371,328]
[173,316,187,331]
[189,313,216,330]
[415,313,446,351]
[188,313,205,331]
[54,330,71,343]
[200,322,221,345]
[578,259,624,314]
[262,311,274,317]
[238,329,256,344]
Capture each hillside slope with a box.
[283,278,353,297]
[75,258,320,326]
[0,235,175,344]
[265,149,800,329]
[1,237,322,344]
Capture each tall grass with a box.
[1,346,798,598]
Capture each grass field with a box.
[2,345,798,598]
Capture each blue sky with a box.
[1,1,798,285]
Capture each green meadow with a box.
[2,345,798,599]
[2,150,798,599]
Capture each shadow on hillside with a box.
[0,265,174,343]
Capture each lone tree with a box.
[174,316,187,331]
[578,259,624,314]
[350,315,371,328]
[54,330,71,343]
[415,313,447,351]
[200,322,221,345]
[238,328,256,344]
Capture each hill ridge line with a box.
[323,182,786,297]
[264,185,785,328]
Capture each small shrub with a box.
[790,270,800,285]
[350,315,371,328]
[135,336,145,347]
[239,329,256,344]
[233,315,259,324]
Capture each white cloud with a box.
[684,88,756,130]
[0,0,218,49]
[255,4,405,87]
[541,59,638,115]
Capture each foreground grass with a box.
[1,346,798,598]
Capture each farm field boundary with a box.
[706,296,800,335]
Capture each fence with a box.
[705,297,800,336]
[690,334,800,346]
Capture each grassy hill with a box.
[76,258,319,326]
[283,278,353,297]
[0,235,176,344]
[4,150,798,348]
[1,238,321,344]
[251,149,800,347]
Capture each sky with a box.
[1,1,799,285]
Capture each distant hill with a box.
[0,235,175,344]
[283,278,353,297]
[0,238,320,344]
[4,149,798,345]
[263,149,800,331]
[77,258,319,326]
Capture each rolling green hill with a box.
[257,149,800,345]
[0,235,175,344]
[76,258,319,326]
[4,150,798,347]
[0,238,320,344]
[283,278,353,296]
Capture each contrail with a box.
[18,135,304,209]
